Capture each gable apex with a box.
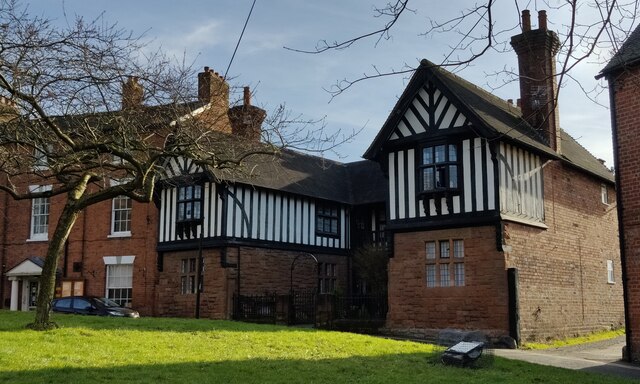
[364,60,497,160]
[387,80,473,142]
[6,257,44,277]
[364,59,561,161]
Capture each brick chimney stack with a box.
[0,96,18,123]
[197,67,232,134]
[198,66,229,106]
[122,77,144,110]
[510,10,561,153]
[228,86,266,143]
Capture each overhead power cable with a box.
[224,0,257,80]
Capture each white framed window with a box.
[109,179,132,237]
[607,260,615,284]
[111,195,132,236]
[103,256,135,307]
[601,184,609,205]
[29,185,52,241]
[33,146,49,170]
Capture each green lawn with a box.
[523,328,626,350]
[0,311,633,384]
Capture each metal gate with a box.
[289,290,316,325]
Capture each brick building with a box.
[598,24,640,362]
[0,9,624,345]
[0,69,386,319]
[364,10,623,343]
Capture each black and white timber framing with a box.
[388,137,496,220]
[384,80,545,225]
[158,173,349,250]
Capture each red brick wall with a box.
[505,162,623,341]
[387,226,509,340]
[236,247,347,295]
[386,161,623,343]
[611,67,640,361]
[155,246,348,319]
[156,248,234,319]
[0,189,160,316]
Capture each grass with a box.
[0,311,635,384]
[523,328,626,350]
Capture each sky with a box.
[24,0,631,168]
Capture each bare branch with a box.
[284,1,410,54]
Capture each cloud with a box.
[172,20,224,48]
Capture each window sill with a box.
[500,214,548,229]
[108,232,132,239]
[26,237,48,243]
[315,232,340,238]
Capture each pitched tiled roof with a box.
[212,149,386,205]
[559,130,614,182]
[49,101,207,130]
[598,25,640,77]
[365,59,614,183]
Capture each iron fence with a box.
[233,293,277,324]
[289,290,316,325]
[232,291,388,332]
[333,293,387,321]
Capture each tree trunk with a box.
[28,201,80,330]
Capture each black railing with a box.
[232,292,388,333]
[233,293,277,324]
[333,294,387,321]
[289,290,316,325]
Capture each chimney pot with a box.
[510,9,561,153]
[507,99,513,105]
[122,76,144,110]
[538,10,548,30]
[522,10,531,32]
[204,66,210,72]
[243,87,251,106]
[516,98,521,108]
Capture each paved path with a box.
[493,336,640,380]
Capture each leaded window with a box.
[425,239,465,288]
[176,184,203,240]
[177,185,203,223]
[181,258,197,294]
[316,203,339,237]
[419,144,459,192]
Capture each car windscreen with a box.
[94,297,121,307]
[54,298,72,309]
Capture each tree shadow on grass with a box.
[0,310,312,333]
[0,354,615,384]
[1,353,631,384]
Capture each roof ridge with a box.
[420,59,521,118]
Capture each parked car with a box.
[51,296,140,318]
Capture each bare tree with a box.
[0,0,346,330]
[285,0,638,101]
